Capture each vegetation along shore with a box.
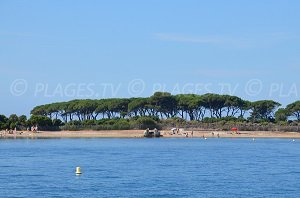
[1,92,300,134]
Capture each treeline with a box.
[2,92,300,131]
[30,92,300,123]
[0,114,60,131]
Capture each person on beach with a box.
[172,128,175,134]
[212,132,214,137]
[1,130,6,137]
[217,133,220,138]
[191,131,193,138]
[186,132,188,138]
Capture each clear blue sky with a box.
[1,0,300,116]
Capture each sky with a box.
[1,0,300,116]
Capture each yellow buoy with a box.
[76,167,82,175]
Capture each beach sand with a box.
[1,130,300,139]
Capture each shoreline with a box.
[1,130,300,139]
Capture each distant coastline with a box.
[1,130,300,139]
[2,92,300,134]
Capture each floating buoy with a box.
[252,138,255,141]
[204,138,207,140]
[76,167,82,175]
[292,139,295,142]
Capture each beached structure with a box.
[144,128,161,138]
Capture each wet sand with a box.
[1,130,300,139]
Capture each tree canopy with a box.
[3,92,300,130]
[30,92,284,123]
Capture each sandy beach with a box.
[1,130,300,139]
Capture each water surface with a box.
[0,138,299,197]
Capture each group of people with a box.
[0,127,19,136]
[211,132,220,138]
[184,131,194,138]
[3,128,17,135]
[0,125,39,138]
[168,128,221,138]
[29,126,38,132]
[169,128,194,137]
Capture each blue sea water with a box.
[0,138,300,198]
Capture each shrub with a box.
[132,117,159,130]
[53,119,64,126]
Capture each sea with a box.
[0,138,300,198]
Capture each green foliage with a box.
[0,115,8,130]
[275,108,289,122]
[8,114,19,129]
[250,100,281,121]
[128,98,149,117]
[10,93,299,131]
[202,116,246,123]
[4,93,300,131]
[52,119,64,126]
[28,115,53,127]
[0,114,29,130]
[286,101,300,120]
[166,117,187,125]
[175,94,204,120]
[133,117,159,130]
[150,92,177,118]
[113,119,130,130]
[62,118,131,130]
[30,93,256,123]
